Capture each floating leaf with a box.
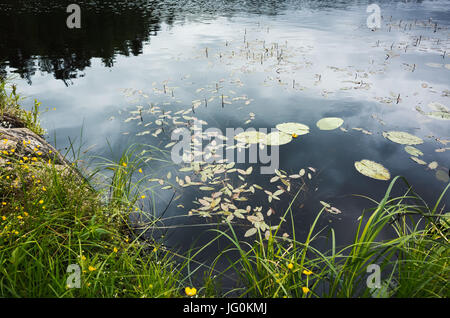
[262,131,292,146]
[436,169,449,182]
[234,131,267,144]
[428,161,438,170]
[425,63,443,68]
[404,146,423,157]
[383,131,423,145]
[354,160,391,181]
[275,122,310,135]
[244,228,257,237]
[199,186,215,191]
[316,117,344,130]
[410,156,426,165]
[423,102,450,120]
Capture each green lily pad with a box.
[234,131,267,144]
[383,131,423,145]
[410,156,426,165]
[428,161,438,170]
[262,131,293,146]
[404,146,423,157]
[354,160,391,181]
[436,169,449,183]
[275,122,310,135]
[316,117,344,130]
[425,102,450,120]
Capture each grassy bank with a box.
[0,78,448,298]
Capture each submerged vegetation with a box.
[0,78,448,298]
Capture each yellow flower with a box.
[81,255,86,261]
[1,216,6,221]
[287,263,294,270]
[88,266,96,272]
[302,269,313,276]
[138,168,143,173]
[2,202,6,206]
[152,247,158,253]
[292,133,298,138]
[42,186,47,191]
[185,287,197,296]
[23,212,29,217]
[113,247,118,253]
[17,215,23,220]
[122,162,127,167]
[23,156,28,161]
[141,195,146,199]
[302,286,310,294]
[39,200,44,204]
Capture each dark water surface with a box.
[1,0,449,286]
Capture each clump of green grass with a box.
[0,145,182,297]
[206,177,449,298]
[0,77,45,135]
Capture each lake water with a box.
[1,0,449,285]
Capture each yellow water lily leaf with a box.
[383,131,423,145]
[316,117,344,130]
[275,122,310,135]
[354,159,391,181]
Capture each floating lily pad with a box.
[234,131,267,144]
[354,160,391,181]
[424,102,450,120]
[383,131,423,145]
[428,161,438,170]
[425,63,443,68]
[275,122,310,135]
[316,117,344,130]
[435,169,449,183]
[262,131,293,146]
[404,146,423,157]
[410,156,426,165]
